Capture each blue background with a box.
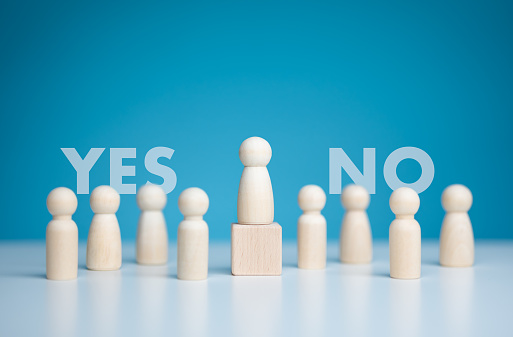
[1,0,512,241]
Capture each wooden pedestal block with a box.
[231,222,282,276]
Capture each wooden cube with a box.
[231,222,282,276]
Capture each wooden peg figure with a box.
[232,136,282,276]
[86,185,122,271]
[46,187,78,280]
[440,184,474,267]
[389,187,421,279]
[136,184,168,265]
[339,184,372,264]
[297,185,327,269]
[177,187,209,280]
[237,136,274,225]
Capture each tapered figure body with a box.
[86,186,122,271]
[440,184,474,267]
[232,136,282,275]
[136,185,168,265]
[339,184,372,264]
[297,185,327,269]
[46,187,78,280]
[389,187,421,279]
[177,187,209,280]
[237,137,274,225]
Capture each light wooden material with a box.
[177,187,209,280]
[440,184,474,267]
[297,185,327,269]
[231,223,282,275]
[46,187,78,280]
[136,185,168,265]
[86,186,122,271]
[389,187,421,279]
[237,137,274,225]
[339,184,373,264]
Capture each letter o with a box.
[384,147,434,193]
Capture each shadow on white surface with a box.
[390,278,421,337]
[46,280,78,337]
[86,270,122,337]
[341,264,373,336]
[177,279,209,337]
[136,265,169,337]
[2,241,512,337]
[440,267,474,337]
[232,276,282,337]
[297,269,327,337]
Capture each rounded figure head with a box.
[298,185,326,212]
[90,185,120,214]
[239,137,272,167]
[390,187,420,216]
[178,187,209,218]
[137,184,167,211]
[47,187,78,216]
[442,184,472,212]
[341,184,370,210]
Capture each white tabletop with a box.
[0,240,511,337]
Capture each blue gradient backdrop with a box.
[1,1,512,241]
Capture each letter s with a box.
[144,147,177,194]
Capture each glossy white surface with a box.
[0,241,511,337]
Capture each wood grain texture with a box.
[86,214,122,270]
[237,167,274,224]
[339,185,372,264]
[136,185,168,265]
[389,217,421,279]
[440,184,474,267]
[177,187,209,280]
[340,211,372,264]
[46,187,78,280]
[86,186,122,271]
[297,185,327,269]
[46,219,78,280]
[136,211,168,265]
[297,214,326,269]
[389,187,421,279]
[237,136,274,225]
[231,223,282,276]
[440,213,474,267]
[177,220,209,280]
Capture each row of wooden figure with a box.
[45,181,473,281]
[46,185,209,281]
[298,183,474,279]
[46,136,474,281]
